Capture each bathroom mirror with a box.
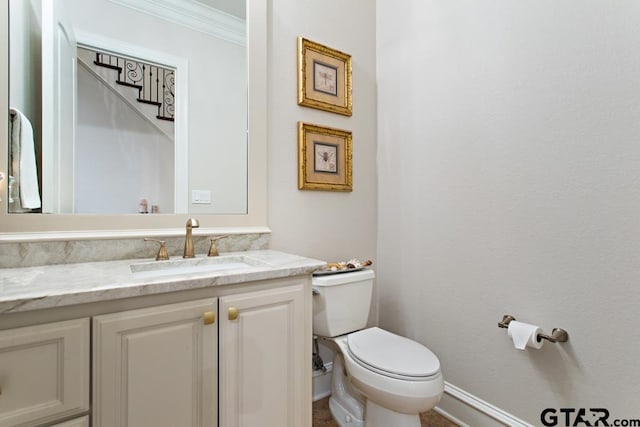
[0,0,267,235]
[9,0,247,216]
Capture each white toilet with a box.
[312,269,443,427]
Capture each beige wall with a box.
[266,0,378,299]
[265,0,377,367]
[377,0,640,424]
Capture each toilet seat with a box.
[331,329,445,416]
[346,327,440,381]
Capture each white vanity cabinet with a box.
[92,298,218,427]
[0,250,321,427]
[0,319,90,427]
[219,282,310,427]
[91,278,311,427]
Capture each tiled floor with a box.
[312,396,458,427]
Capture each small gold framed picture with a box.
[297,37,352,116]
[298,122,352,192]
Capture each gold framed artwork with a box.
[297,37,352,116]
[298,122,352,192]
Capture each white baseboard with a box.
[437,382,533,427]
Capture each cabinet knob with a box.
[203,311,216,325]
[228,307,239,321]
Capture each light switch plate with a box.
[192,190,211,204]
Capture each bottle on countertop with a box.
[138,198,149,214]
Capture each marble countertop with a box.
[0,250,326,314]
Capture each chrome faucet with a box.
[183,218,200,258]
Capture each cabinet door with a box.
[93,298,218,427]
[0,318,89,427]
[219,283,310,427]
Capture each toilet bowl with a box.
[312,270,444,427]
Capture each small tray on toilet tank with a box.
[313,259,372,276]
[313,266,367,276]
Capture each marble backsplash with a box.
[0,233,270,269]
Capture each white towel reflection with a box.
[9,107,41,211]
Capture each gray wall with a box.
[377,0,640,424]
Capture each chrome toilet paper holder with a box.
[498,314,569,344]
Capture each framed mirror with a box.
[0,0,267,237]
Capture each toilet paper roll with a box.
[507,321,544,350]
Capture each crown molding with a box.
[109,0,246,46]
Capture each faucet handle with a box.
[208,235,229,257]
[144,238,169,261]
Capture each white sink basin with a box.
[130,255,268,278]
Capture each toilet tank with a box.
[312,269,374,337]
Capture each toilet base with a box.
[365,400,420,427]
[329,396,364,427]
[329,353,365,427]
[329,397,421,427]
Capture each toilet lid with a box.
[347,327,440,378]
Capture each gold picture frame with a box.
[298,122,352,192]
[297,37,352,116]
